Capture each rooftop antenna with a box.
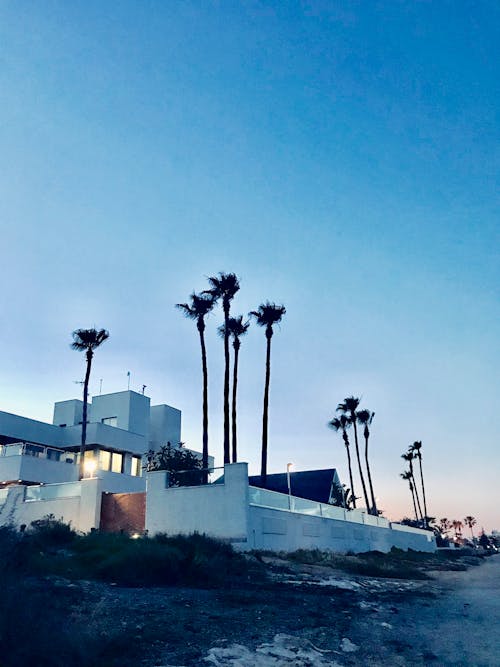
[127,371,131,390]
[99,379,103,395]
[142,384,147,395]
[73,380,84,386]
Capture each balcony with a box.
[0,442,78,485]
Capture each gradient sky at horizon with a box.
[1,2,498,530]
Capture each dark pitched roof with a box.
[248,468,340,504]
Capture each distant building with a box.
[248,469,343,505]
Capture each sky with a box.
[0,1,498,531]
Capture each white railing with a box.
[0,442,76,464]
[248,486,389,527]
[24,481,82,502]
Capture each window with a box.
[111,452,123,474]
[99,449,111,471]
[131,456,142,477]
[101,417,118,427]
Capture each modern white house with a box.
[0,389,182,493]
[0,390,436,553]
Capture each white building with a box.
[0,390,182,493]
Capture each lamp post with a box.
[287,462,293,510]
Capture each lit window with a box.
[131,456,142,477]
[99,449,111,471]
[111,452,123,474]
[101,417,118,427]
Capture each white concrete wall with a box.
[0,479,102,533]
[0,410,62,447]
[90,391,150,437]
[146,463,249,542]
[149,404,182,450]
[248,505,435,553]
[60,422,147,455]
[0,454,79,485]
[53,399,83,427]
[145,463,435,553]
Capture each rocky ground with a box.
[63,552,499,666]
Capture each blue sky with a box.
[1,2,498,530]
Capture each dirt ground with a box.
[65,553,500,666]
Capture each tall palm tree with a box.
[337,397,370,511]
[249,301,286,486]
[328,414,356,509]
[356,409,377,515]
[219,315,250,463]
[402,450,423,521]
[400,470,418,521]
[464,515,477,540]
[410,441,428,527]
[176,292,217,474]
[205,273,240,464]
[71,328,110,479]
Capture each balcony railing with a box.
[0,442,76,464]
[248,486,390,527]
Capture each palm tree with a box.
[176,292,217,474]
[464,515,477,541]
[71,328,110,479]
[400,470,419,521]
[205,273,240,464]
[328,415,356,509]
[402,450,423,522]
[410,441,428,527]
[439,517,451,536]
[356,409,377,515]
[219,315,250,463]
[337,397,370,512]
[452,519,463,540]
[249,302,286,486]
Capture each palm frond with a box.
[71,328,109,351]
[176,292,216,320]
[205,272,240,301]
[249,301,286,327]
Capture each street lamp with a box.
[286,463,293,510]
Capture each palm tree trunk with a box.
[409,461,423,521]
[418,456,428,527]
[260,330,272,486]
[364,433,377,515]
[351,417,370,511]
[223,304,230,464]
[198,320,209,480]
[343,433,356,509]
[409,481,418,521]
[79,349,92,480]
[231,340,239,463]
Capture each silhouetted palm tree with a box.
[410,440,428,527]
[206,273,240,464]
[249,301,286,486]
[452,519,463,540]
[439,517,451,536]
[328,414,356,509]
[356,409,377,515]
[219,315,250,463]
[464,515,477,540]
[71,328,109,479]
[176,293,217,473]
[337,397,370,511]
[402,450,423,522]
[400,470,418,521]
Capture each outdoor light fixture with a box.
[83,459,97,478]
